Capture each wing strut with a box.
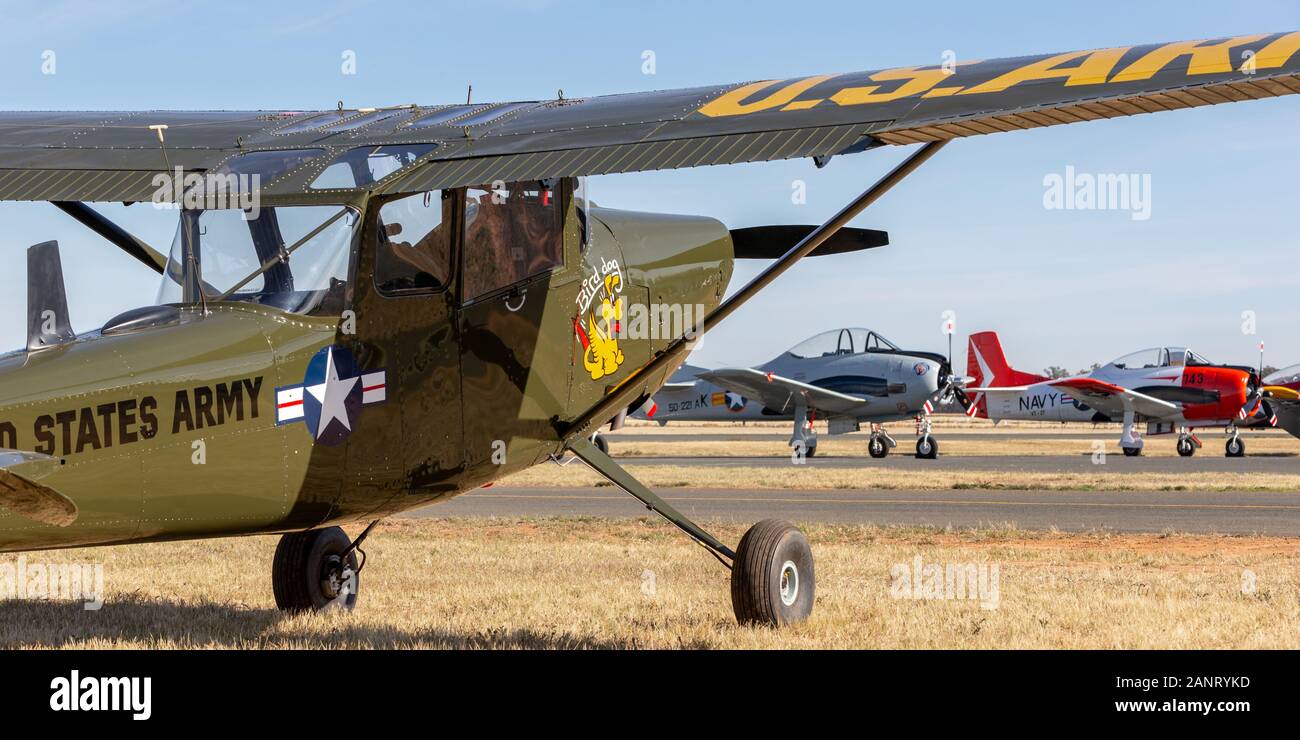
[562,139,947,439]
[51,201,167,274]
[567,436,736,564]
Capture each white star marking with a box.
[305,347,358,438]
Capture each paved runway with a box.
[413,486,1300,536]
[596,453,1300,474]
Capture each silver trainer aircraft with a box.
[629,328,973,458]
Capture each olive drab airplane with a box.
[630,328,974,459]
[966,332,1270,457]
[1,32,1299,627]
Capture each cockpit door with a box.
[457,181,578,468]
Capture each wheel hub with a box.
[779,560,799,606]
[320,554,346,599]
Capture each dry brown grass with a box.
[503,463,1300,492]
[608,436,1300,458]
[2,517,1298,649]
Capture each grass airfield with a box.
[3,518,1298,649]
[3,418,1298,649]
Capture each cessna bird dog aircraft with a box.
[967,332,1269,457]
[631,328,972,459]
[0,32,1298,627]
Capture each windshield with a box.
[156,205,358,316]
[787,328,899,359]
[1107,348,1166,369]
[1265,364,1300,386]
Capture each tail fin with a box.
[967,331,1050,388]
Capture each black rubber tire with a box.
[1122,446,1142,457]
[731,519,815,627]
[915,437,938,459]
[272,526,359,612]
[1226,437,1245,458]
[592,434,609,455]
[868,435,889,458]
[805,443,817,458]
[1176,438,1196,457]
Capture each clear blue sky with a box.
[0,0,1297,374]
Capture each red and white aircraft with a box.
[965,332,1267,457]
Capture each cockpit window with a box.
[461,182,563,301]
[1108,348,1168,369]
[212,149,325,185]
[310,144,437,189]
[156,205,358,316]
[375,191,451,294]
[1266,364,1300,385]
[787,328,899,359]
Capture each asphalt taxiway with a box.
[415,485,1300,535]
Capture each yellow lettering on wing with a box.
[829,66,953,106]
[1110,34,1267,82]
[698,75,836,117]
[1252,31,1300,71]
[959,47,1130,95]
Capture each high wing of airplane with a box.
[631,328,972,459]
[0,32,1297,628]
[966,332,1267,457]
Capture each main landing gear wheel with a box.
[731,519,815,627]
[272,526,359,612]
[1226,436,1245,458]
[804,442,817,458]
[591,433,609,455]
[1176,438,1196,457]
[1122,446,1142,457]
[868,435,889,458]
[915,437,938,459]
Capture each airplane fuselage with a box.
[0,184,733,552]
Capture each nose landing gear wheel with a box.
[272,526,359,612]
[1226,437,1245,458]
[1122,446,1142,457]
[868,435,889,458]
[731,519,815,627]
[1176,438,1196,457]
[915,437,938,459]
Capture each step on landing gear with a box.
[1176,428,1201,458]
[568,436,815,627]
[867,423,895,459]
[1226,426,1245,458]
[272,522,376,612]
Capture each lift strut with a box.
[563,140,947,562]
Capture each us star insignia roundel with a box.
[275,345,386,446]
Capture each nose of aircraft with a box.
[587,207,734,349]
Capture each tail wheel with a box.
[1176,438,1196,457]
[915,437,938,459]
[1226,437,1245,458]
[272,526,359,612]
[868,435,889,458]
[730,519,815,627]
[592,433,609,455]
[1122,446,1142,457]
